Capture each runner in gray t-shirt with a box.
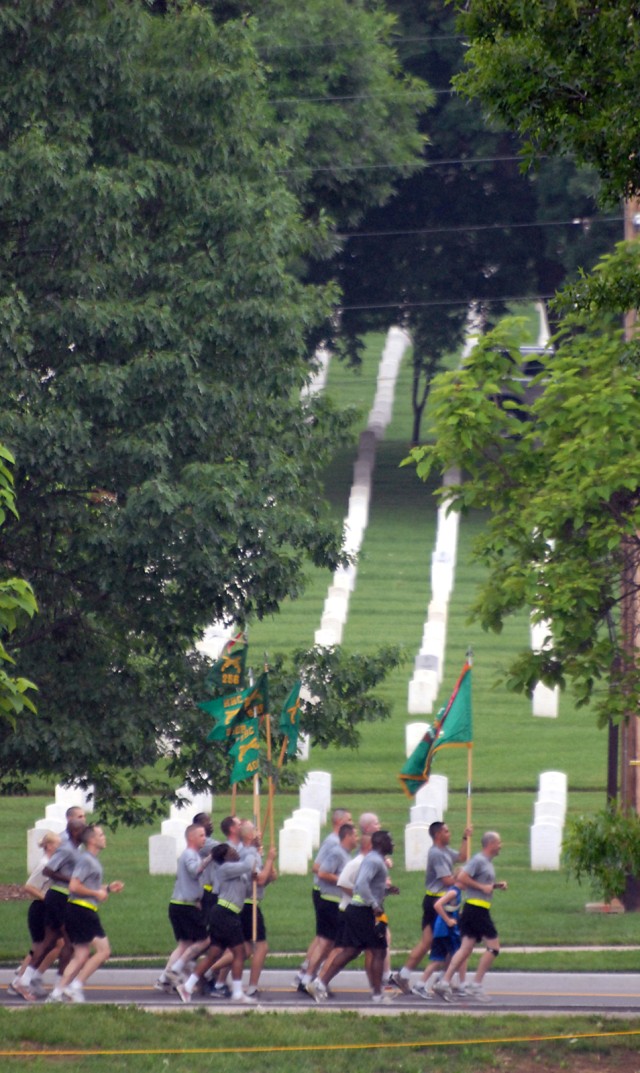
[433,830,508,1003]
[390,819,472,993]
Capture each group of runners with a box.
[8,803,507,1005]
[9,806,124,1003]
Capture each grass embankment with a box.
[0,1009,638,1073]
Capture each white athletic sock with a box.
[231,981,243,998]
[22,967,35,985]
[184,974,199,995]
[399,967,411,980]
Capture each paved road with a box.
[2,968,640,1013]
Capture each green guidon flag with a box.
[399,662,473,797]
[279,679,302,758]
[229,717,260,784]
[203,633,247,695]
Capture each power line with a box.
[280,154,547,175]
[337,215,624,240]
[269,88,450,104]
[337,295,555,312]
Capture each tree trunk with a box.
[622,873,640,911]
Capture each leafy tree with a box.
[0,0,352,817]
[0,1,426,821]
[0,444,37,725]
[454,0,640,204]
[408,239,640,765]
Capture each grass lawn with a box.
[0,1009,638,1073]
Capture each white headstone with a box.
[34,816,66,834]
[410,805,440,827]
[300,779,329,822]
[45,803,67,822]
[27,828,52,872]
[405,721,430,757]
[55,783,95,811]
[149,834,179,875]
[539,771,568,798]
[408,677,436,715]
[161,818,189,852]
[291,808,322,848]
[278,826,311,874]
[169,788,213,821]
[414,783,443,819]
[404,822,431,871]
[530,821,562,870]
[534,799,565,826]
[532,682,559,717]
[429,774,449,813]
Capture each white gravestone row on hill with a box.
[530,770,567,871]
[314,328,409,651]
[408,476,461,718]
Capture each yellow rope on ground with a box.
[1,1027,640,1059]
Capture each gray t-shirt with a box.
[462,851,496,906]
[70,852,104,910]
[424,844,459,894]
[171,846,204,904]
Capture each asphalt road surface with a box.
[2,968,640,1014]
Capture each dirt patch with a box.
[0,883,27,901]
[492,1048,639,1072]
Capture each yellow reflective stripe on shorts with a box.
[320,894,341,903]
[467,898,491,909]
[68,899,97,911]
[50,885,69,895]
[425,889,443,897]
[218,898,241,914]
[170,899,198,906]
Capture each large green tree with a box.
[0,0,349,816]
[454,0,640,203]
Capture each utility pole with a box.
[620,197,640,813]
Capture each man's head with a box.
[481,831,502,858]
[372,830,394,858]
[193,812,213,837]
[339,822,358,852]
[239,820,259,847]
[66,805,86,827]
[82,825,106,854]
[331,808,352,832]
[212,842,238,865]
[185,823,206,851]
[220,815,241,843]
[429,821,450,847]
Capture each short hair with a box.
[339,823,355,841]
[81,824,99,846]
[482,831,500,848]
[429,821,445,840]
[220,815,238,838]
[332,808,350,826]
[239,820,256,841]
[66,806,85,821]
[358,812,379,836]
[372,830,393,856]
[211,842,234,864]
[193,812,211,827]
[185,823,204,842]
